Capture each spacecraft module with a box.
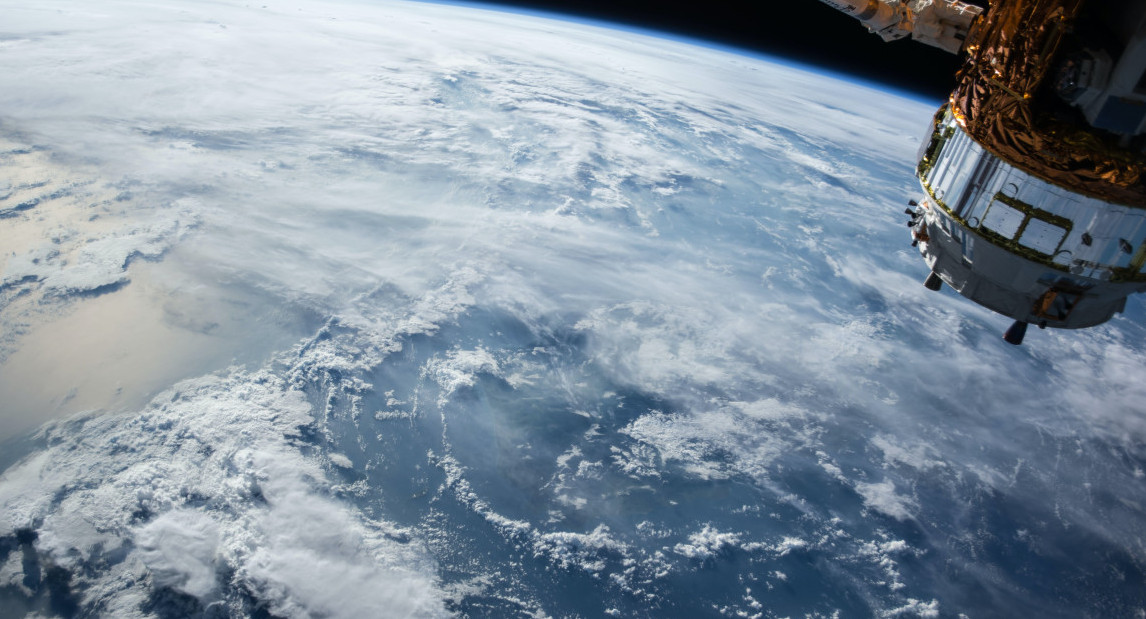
[821,0,1146,344]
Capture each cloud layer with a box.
[0,0,1144,617]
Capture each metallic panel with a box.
[919,108,1146,282]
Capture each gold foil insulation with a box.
[950,0,1146,208]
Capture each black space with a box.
[469,0,989,100]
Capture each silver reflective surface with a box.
[921,111,1146,280]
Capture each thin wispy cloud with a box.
[0,1,1143,617]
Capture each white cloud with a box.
[425,347,501,400]
[771,536,809,556]
[0,369,447,617]
[135,509,221,600]
[871,435,946,471]
[1,0,1145,616]
[533,524,627,572]
[882,598,940,618]
[854,480,917,521]
[672,524,742,559]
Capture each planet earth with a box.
[1,1,1145,617]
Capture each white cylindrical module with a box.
[815,0,982,52]
[815,0,906,42]
[913,108,1146,329]
[909,0,983,54]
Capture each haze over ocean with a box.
[0,1,1143,617]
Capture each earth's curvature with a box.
[1,1,1144,617]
